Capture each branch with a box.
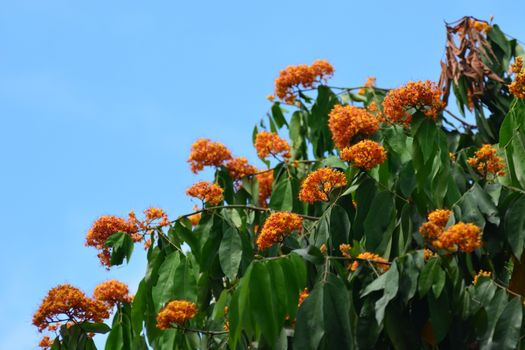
[444,109,477,129]
[176,205,320,221]
[173,324,228,336]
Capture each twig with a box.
[173,324,228,336]
[444,109,477,129]
[176,204,320,221]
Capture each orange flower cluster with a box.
[186,181,224,205]
[156,300,197,330]
[468,19,492,33]
[419,210,482,253]
[256,212,303,250]
[254,131,291,160]
[256,170,273,207]
[39,336,54,349]
[358,76,376,95]
[274,59,334,104]
[339,243,351,257]
[188,138,232,174]
[225,157,257,180]
[129,207,170,232]
[473,270,492,285]
[424,249,436,261]
[341,140,387,170]
[33,284,109,332]
[298,288,309,307]
[467,144,505,177]
[328,105,379,149]
[85,215,140,268]
[436,223,482,253]
[419,209,452,241]
[299,168,347,203]
[350,252,390,273]
[93,280,133,307]
[509,57,525,99]
[382,80,445,125]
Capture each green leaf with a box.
[419,258,439,297]
[504,194,525,258]
[105,232,134,266]
[271,102,288,128]
[492,297,523,350]
[80,322,111,334]
[269,176,294,211]
[152,253,197,311]
[363,191,395,252]
[219,226,242,280]
[131,279,146,335]
[294,275,353,349]
[250,262,281,345]
[374,262,400,324]
[428,290,452,343]
[432,266,446,298]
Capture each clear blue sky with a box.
[1,0,524,348]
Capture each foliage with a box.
[34,16,525,349]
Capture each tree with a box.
[33,16,525,349]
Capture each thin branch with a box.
[176,204,320,221]
[444,109,477,129]
[173,324,228,336]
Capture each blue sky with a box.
[1,0,524,348]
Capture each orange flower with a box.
[419,222,443,241]
[510,57,525,99]
[85,215,139,268]
[33,284,109,332]
[328,105,379,149]
[38,336,54,349]
[382,80,444,125]
[358,76,376,95]
[274,59,334,104]
[468,19,492,33]
[188,138,232,174]
[467,144,505,177]
[424,249,436,261]
[437,222,482,253]
[339,243,351,257]
[93,280,133,307]
[257,170,273,207]
[350,252,390,272]
[298,288,309,307]
[129,207,170,231]
[473,270,491,285]
[254,131,291,160]
[225,157,257,180]
[256,212,303,250]
[186,181,224,205]
[341,140,387,170]
[299,168,347,203]
[156,300,197,330]
[188,206,202,226]
[427,209,452,227]
[320,243,327,254]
